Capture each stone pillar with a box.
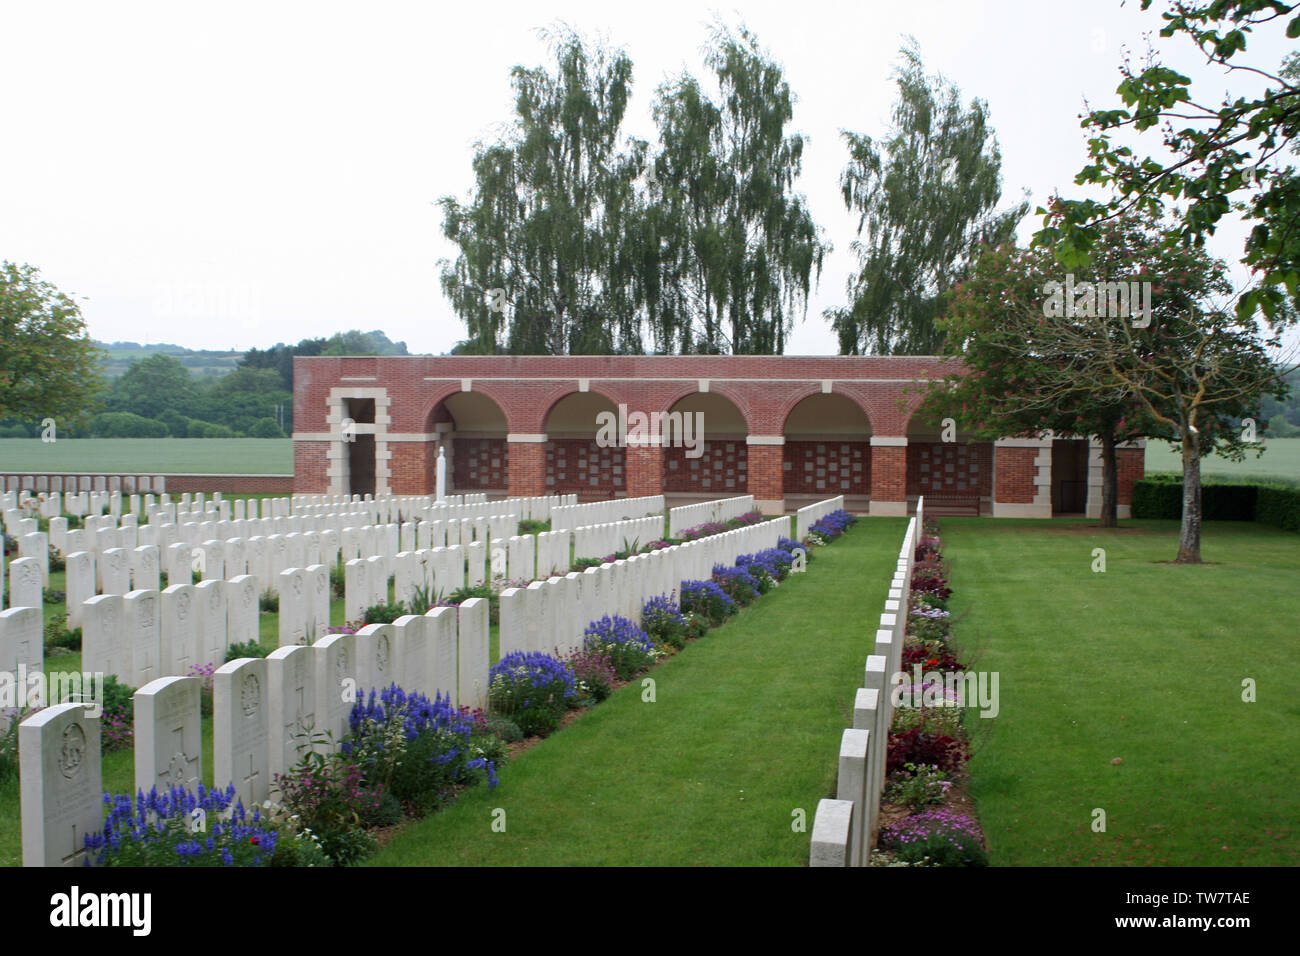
[868,436,908,516]
[992,436,1052,518]
[745,436,784,515]
[507,435,547,499]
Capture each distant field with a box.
[1145,437,1300,484]
[0,438,292,474]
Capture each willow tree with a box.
[646,23,829,354]
[827,39,1027,355]
[438,27,647,355]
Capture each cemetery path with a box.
[366,517,906,867]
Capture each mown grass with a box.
[0,437,291,474]
[365,518,905,867]
[947,517,1300,866]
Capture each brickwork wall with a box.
[783,441,869,495]
[453,438,508,490]
[994,447,1038,503]
[546,439,625,495]
[907,442,993,498]
[870,446,907,502]
[662,440,747,493]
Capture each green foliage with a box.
[439,25,643,355]
[329,562,346,599]
[361,601,408,626]
[108,353,200,421]
[0,261,107,428]
[89,411,170,438]
[444,585,498,624]
[1132,477,1300,531]
[484,714,523,744]
[517,518,550,536]
[247,417,283,438]
[0,709,23,784]
[647,21,829,354]
[226,640,271,662]
[826,40,1027,355]
[43,613,81,654]
[259,589,279,613]
[1035,0,1300,326]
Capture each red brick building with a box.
[291,355,1144,517]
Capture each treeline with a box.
[0,329,409,439]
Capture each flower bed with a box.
[871,518,989,868]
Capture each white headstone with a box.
[313,632,357,747]
[278,567,308,647]
[457,597,489,710]
[8,556,42,609]
[133,675,203,796]
[125,589,162,688]
[266,644,318,781]
[213,657,271,807]
[130,544,160,593]
[20,703,102,867]
[355,622,396,693]
[424,606,458,704]
[64,551,95,630]
[196,579,228,667]
[161,584,200,677]
[81,594,128,685]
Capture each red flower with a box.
[249,836,259,845]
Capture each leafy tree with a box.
[438,26,645,355]
[0,261,106,429]
[827,40,1027,355]
[989,220,1290,562]
[1037,0,1300,326]
[919,225,1165,527]
[239,338,325,391]
[647,23,829,354]
[108,353,199,421]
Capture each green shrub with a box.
[44,613,81,654]
[247,417,284,438]
[260,589,279,613]
[362,601,407,626]
[90,411,169,438]
[1132,477,1300,531]
[329,563,346,599]
[517,519,550,536]
[226,640,271,662]
[444,585,498,624]
[1256,485,1300,532]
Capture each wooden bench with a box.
[923,496,981,517]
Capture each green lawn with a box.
[0,438,292,474]
[365,519,904,867]
[1145,436,1300,484]
[947,517,1300,866]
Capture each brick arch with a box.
[781,389,875,499]
[419,385,511,433]
[657,382,756,434]
[776,386,877,436]
[537,385,623,432]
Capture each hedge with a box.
[1132,477,1300,532]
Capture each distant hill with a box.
[94,341,246,381]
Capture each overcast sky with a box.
[2,0,1295,356]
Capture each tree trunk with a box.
[1176,433,1202,564]
[1100,431,1118,529]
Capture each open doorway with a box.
[1051,439,1089,515]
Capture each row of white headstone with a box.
[571,516,663,561]
[810,497,923,867]
[18,596,491,866]
[497,516,790,661]
[666,495,756,537]
[795,495,846,541]
[549,496,666,531]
